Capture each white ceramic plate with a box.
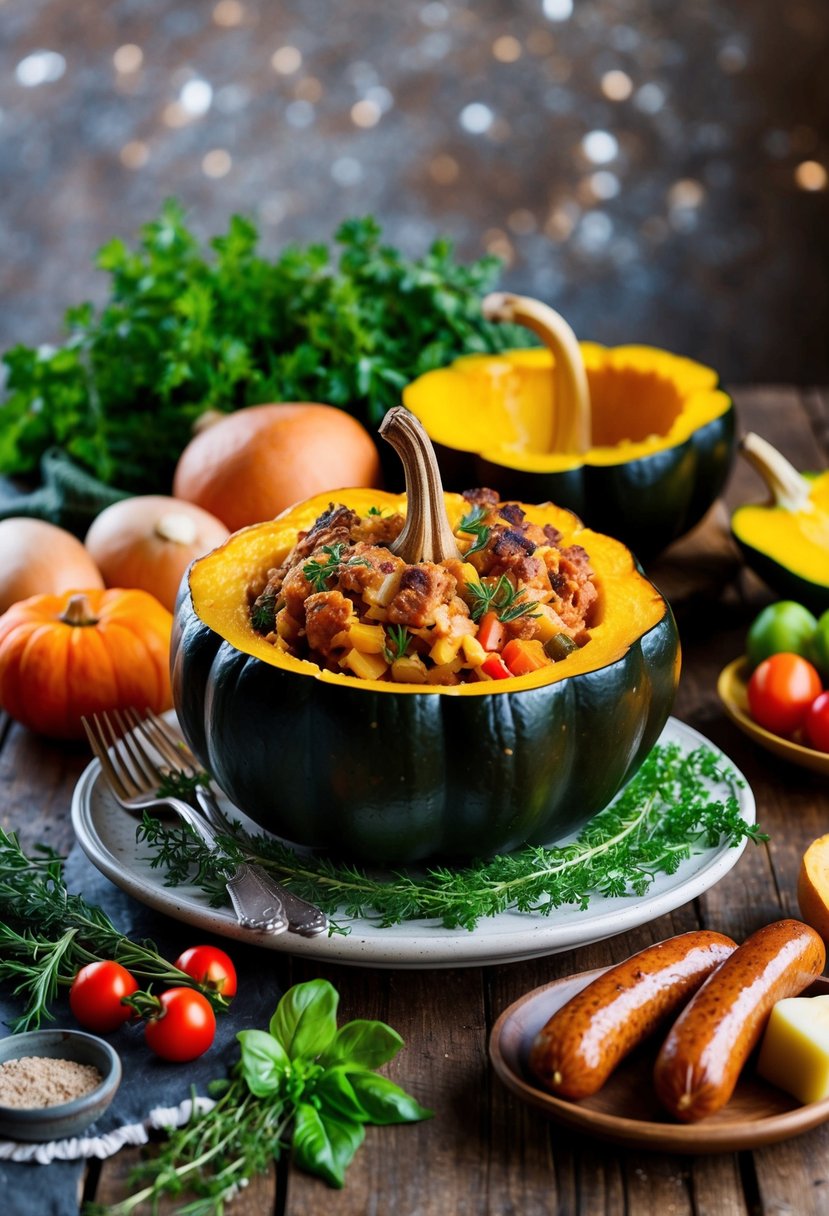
[71,716,755,970]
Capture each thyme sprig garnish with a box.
[383,624,411,664]
[0,827,232,1031]
[457,505,491,557]
[467,573,541,623]
[139,744,765,933]
[303,544,372,593]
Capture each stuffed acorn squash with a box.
[172,408,680,864]
[403,293,735,558]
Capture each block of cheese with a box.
[757,995,829,1105]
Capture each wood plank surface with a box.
[3,387,829,1214]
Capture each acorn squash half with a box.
[403,293,734,559]
[732,432,829,614]
[172,411,679,865]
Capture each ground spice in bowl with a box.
[0,1055,103,1109]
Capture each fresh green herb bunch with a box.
[0,203,522,493]
[86,979,430,1212]
[141,744,766,932]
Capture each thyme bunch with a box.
[140,744,765,932]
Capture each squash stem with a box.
[481,292,592,455]
[60,593,98,627]
[378,407,461,564]
[739,432,813,513]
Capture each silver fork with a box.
[123,708,329,938]
[82,710,288,936]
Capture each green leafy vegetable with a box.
[1,203,521,495]
[87,979,430,1211]
[139,743,766,932]
[0,828,232,1031]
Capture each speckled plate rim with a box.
[70,715,755,970]
[718,656,829,776]
[489,969,829,1153]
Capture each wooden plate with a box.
[717,656,829,776]
[489,967,829,1153]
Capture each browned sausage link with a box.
[528,931,737,1099]
[654,919,826,1122]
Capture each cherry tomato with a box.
[747,652,823,736]
[69,960,139,1033]
[143,988,216,1062]
[173,945,237,999]
[805,691,829,753]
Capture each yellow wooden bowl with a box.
[717,657,829,776]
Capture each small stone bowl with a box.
[0,1029,121,1142]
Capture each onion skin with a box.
[85,495,229,612]
[0,518,103,613]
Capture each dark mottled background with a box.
[1,0,828,382]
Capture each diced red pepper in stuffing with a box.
[481,653,512,680]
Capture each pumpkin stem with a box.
[482,292,591,456]
[739,432,813,513]
[155,512,199,546]
[379,407,462,564]
[60,593,99,627]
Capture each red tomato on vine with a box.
[174,945,237,999]
[143,988,216,1062]
[69,961,139,1033]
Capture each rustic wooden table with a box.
[3,387,828,1215]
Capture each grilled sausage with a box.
[654,919,826,1122]
[528,930,737,1099]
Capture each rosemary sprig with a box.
[139,744,765,933]
[383,624,411,664]
[303,544,372,593]
[467,573,541,624]
[0,827,231,1031]
[457,505,491,556]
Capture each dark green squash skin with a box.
[426,401,735,560]
[171,584,680,866]
[730,533,829,616]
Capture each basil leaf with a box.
[319,1019,404,1069]
[292,1102,365,1188]
[270,978,338,1060]
[314,1066,370,1123]
[237,1028,289,1097]
[345,1071,433,1125]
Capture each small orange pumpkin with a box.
[84,495,229,612]
[0,588,173,739]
